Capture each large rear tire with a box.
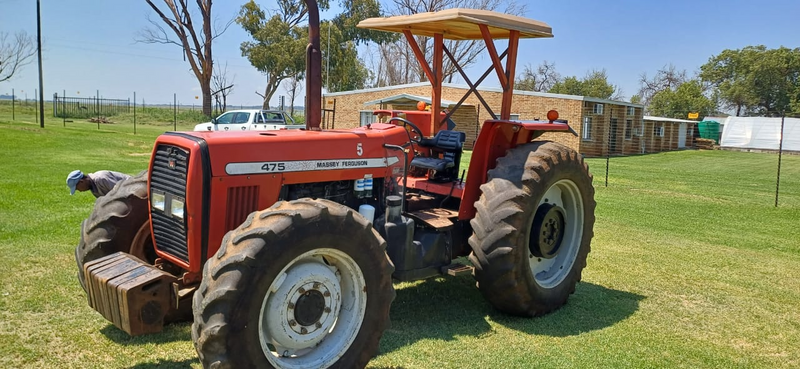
[75,170,155,290]
[192,199,395,369]
[469,141,595,316]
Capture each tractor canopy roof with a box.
[357,8,552,40]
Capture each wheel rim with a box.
[527,179,584,289]
[258,248,367,369]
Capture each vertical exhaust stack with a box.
[305,0,322,130]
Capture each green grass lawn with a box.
[1,117,799,368]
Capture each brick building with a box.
[322,82,693,156]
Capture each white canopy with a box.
[720,116,800,151]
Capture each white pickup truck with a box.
[193,109,304,132]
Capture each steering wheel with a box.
[388,117,423,144]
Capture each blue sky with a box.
[0,0,798,107]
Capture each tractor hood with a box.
[167,123,409,178]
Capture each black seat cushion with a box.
[410,156,454,172]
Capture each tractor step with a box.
[406,208,459,230]
[441,263,473,277]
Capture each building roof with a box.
[357,8,552,41]
[362,93,459,106]
[644,116,698,124]
[324,82,643,108]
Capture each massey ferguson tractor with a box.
[75,3,595,368]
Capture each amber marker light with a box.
[547,110,559,122]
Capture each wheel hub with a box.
[530,203,566,259]
[294,289,325,327]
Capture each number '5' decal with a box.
[357,143,363,156]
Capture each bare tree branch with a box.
[139,0,224,116]
[0,31,37,83]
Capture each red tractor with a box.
[75,3,595,368]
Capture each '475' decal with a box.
[260,163,286,171]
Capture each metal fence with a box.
[52,93,130,119]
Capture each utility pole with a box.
[36,0,45,128]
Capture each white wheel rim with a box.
[528,179,584,288]
[258,248,367,369]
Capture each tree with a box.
[321,22,370,92]
[549,69,622,100]
[700,46,800,116]
[515,61,560,92]
[648,80,715,119]
[0,31,36,83]
[239,0,388,105]
[238,0,316,109]
[140,0,231,117]
[636,64,687,107]
[371,0,525,86]
[211,62,234,114]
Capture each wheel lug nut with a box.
[289,319,297,326]
[313,282,321,289]
[300,327,308,334]
[323,291,330,297]
[298,287,305,294]
[315,322,322,328]
[288,302,294,309]
[324,307,331,313]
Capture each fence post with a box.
[775,114,786,207]
[133,92,136,135]
[62,90,66,127]
[174,93,177,131]
[605,107,612,187]
[96,90,100,130]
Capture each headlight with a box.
[171,198,185,219]
[152,192,165,211]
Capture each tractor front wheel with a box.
[75,170,155,290]
[192,199,395,369]
[469,141,596,316]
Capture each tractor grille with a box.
[150,144,190,263]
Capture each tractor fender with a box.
[459,119,574,220]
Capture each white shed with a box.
[720,116,800,152]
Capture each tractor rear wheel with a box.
[469,141,595,316]
[75,170,155,290]
[192,199,394,369]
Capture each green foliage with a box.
[321,22,370,92]
[331,0,398,46]
[550,69,620,100]
[237,1,308,107]
[237,0,390,99]
[700,46,800,116]
[629,94,642,104]
[648,80,715,119]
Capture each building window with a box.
[359,111,376,126]
[625,119,633,140]
[510,113,520,121]
[593,103,604,115]
[627,106,635,116]
[582,116,592,141]
[654,123,665,137]
[638,120,645,136]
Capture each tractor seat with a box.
[411,130,466,172]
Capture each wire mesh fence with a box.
[0,90,797,208]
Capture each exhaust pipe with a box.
[304,0,322,130]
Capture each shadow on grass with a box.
[126,358,197,369]
[100,321,191,345]
[379,275,644,355]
